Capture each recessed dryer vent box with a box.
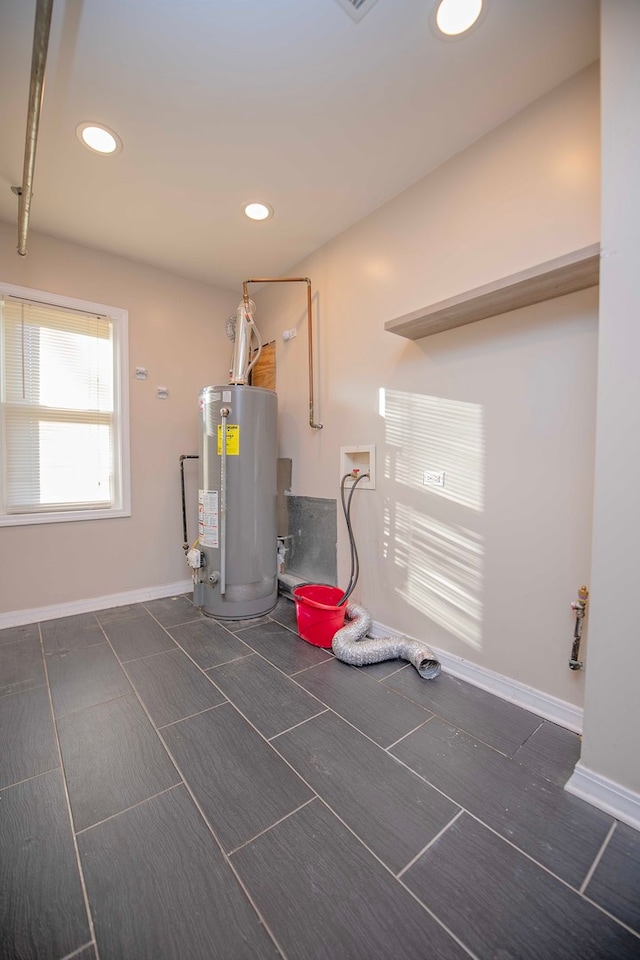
[340,445,376,489]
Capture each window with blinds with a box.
[0,284,130,525]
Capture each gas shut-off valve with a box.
[569,585,589,670]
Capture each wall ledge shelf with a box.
[385,243,601,340]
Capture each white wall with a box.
[0,223,236,616]
[578,0,640,795]
[256,64,600,708]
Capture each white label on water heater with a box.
[198,489,219,548]
[223,390,232,402]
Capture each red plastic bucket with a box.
[292,584,347,648]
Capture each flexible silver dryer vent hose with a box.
[332,602,441,680]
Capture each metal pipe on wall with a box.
[14,0,54,257]
[179,454,199,551]
[242,277,323,429]
[569,584,589,670]
[219,407,229,596]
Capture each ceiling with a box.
[0,0,599,293]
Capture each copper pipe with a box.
[242,277,323,429]
[15,0,54,257]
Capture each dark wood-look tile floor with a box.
[1,594,639,960]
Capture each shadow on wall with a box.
[381,389,485,651]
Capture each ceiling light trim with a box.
[76,122,123,156]
[431,0,487,40]
[243,201,274,222]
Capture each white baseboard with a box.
[0,580,193,629]
[370,618,583,733]
[566,762,640,832]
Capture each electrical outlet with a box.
[423,470,445,487]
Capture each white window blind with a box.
[0,285,130,525]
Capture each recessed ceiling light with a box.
[243,201,273,221]
[76,122,122,155]
[435,0,483,36]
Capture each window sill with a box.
[0,507,131,527]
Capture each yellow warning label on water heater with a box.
[217,424,240,455]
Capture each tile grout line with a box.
[378,671,550,760]
[93,611,110,641]
[397,808,465,879]
[385,706,519,761]
[468,813,640,939]
[392,801,640,944]
[0,764,62,793]
[385,714,435,751]
[216,685,481,959]
[202,642,331,718]
[74,783,185,836]
[395,871,482,960]
[246,653,436,749]
[59,941,96,960]
[97,606,192,662]
[0,681,47,701]
[152,659,477,954]
[45,640,106,659]
[233,618,549,762]
[579,819,617,894]
[373,662,411,683]
[206,668,481,960]
[116,644,182,665]
[279,656,511,767]
[309,795,481,960]
[147,735,291,959]
[267,708,330,742]
[32,601,640,952]
[154,625,256,683]
[288,653,335,676]
[104,636,290,960]
[580,891,640,940]
[226,784,475,960]
[54,689,133,723]
[387,745,640,938]
[512,718,545,761]
[204,652,255,670]
[140,601,205,632]
[162,602,640,944]
[106,609,256,713]
[38,624,103,960]
[113,604,311,754]
[227,796,319,856]
[157,699,229,730]
[228,645,328,685]
[81,604,634,953]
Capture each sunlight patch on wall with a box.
[384,502,484,649]
[380,389,484,511]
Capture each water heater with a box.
[193,384,278,619]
